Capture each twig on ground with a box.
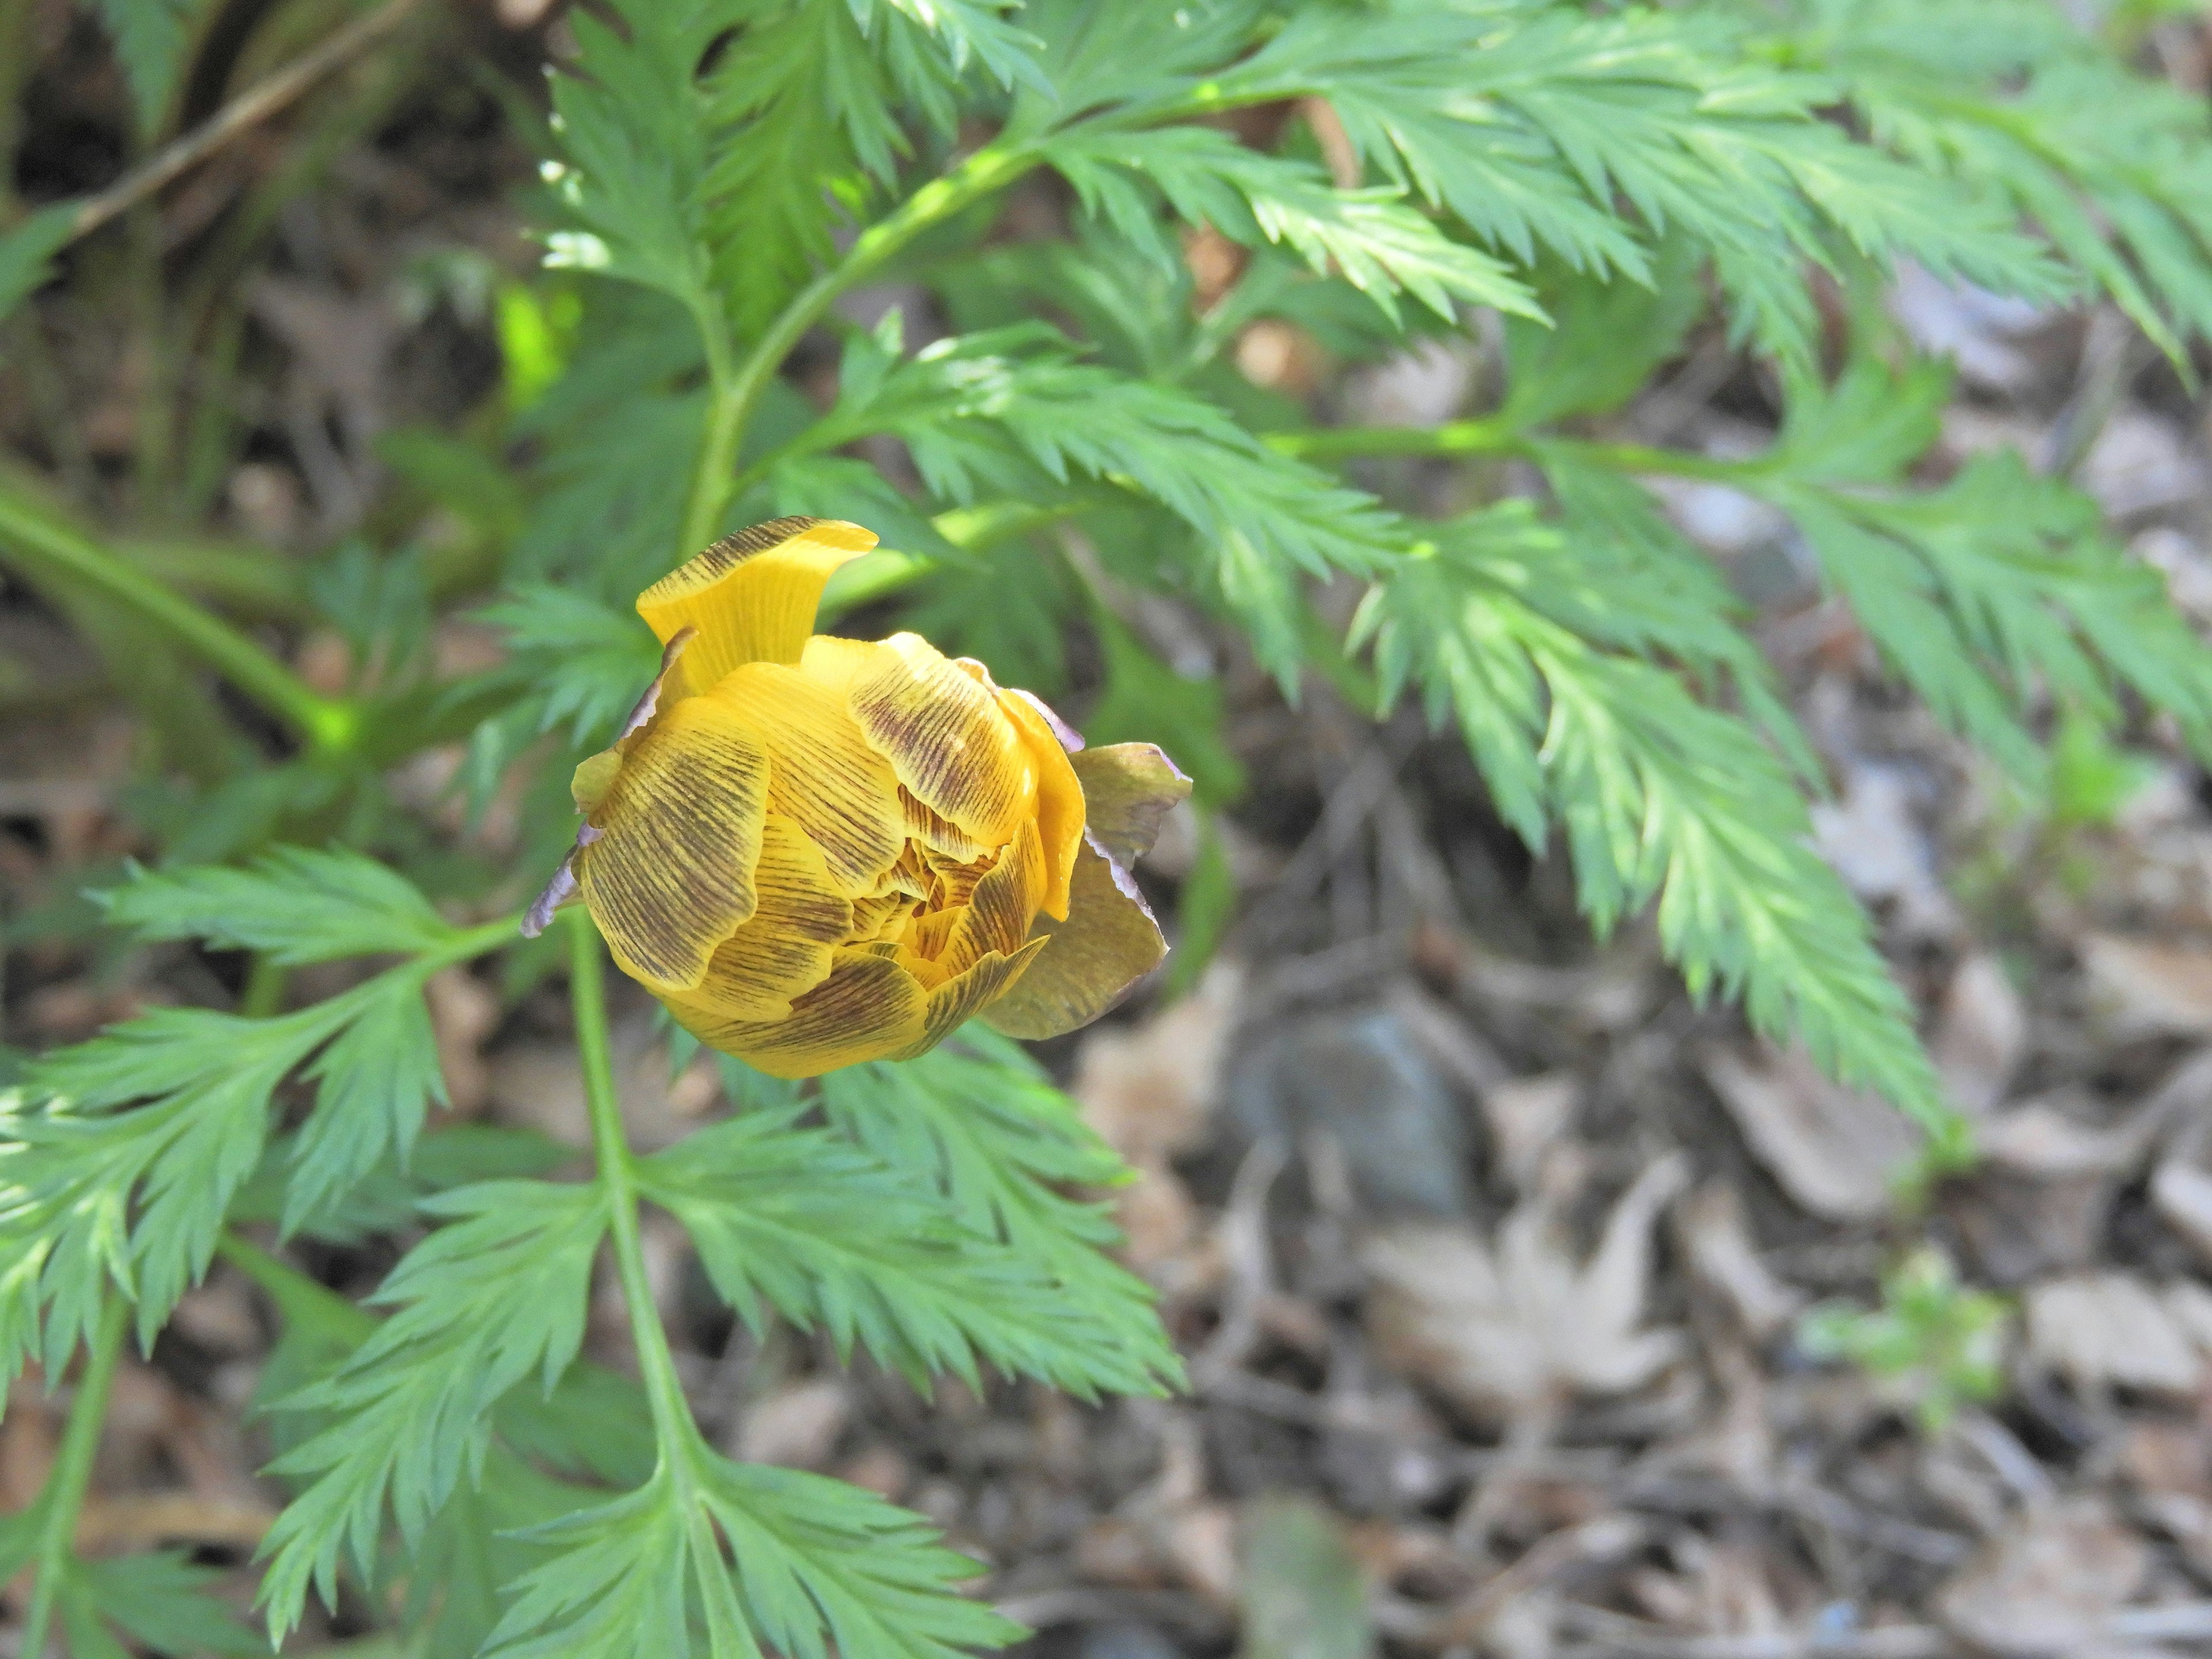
[66,0,427,245]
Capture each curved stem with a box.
[676,142,1041,558]
[0,482,357,752]
[567,908,700,1478]
[20,1293,130,1659]
[1266,420,1774,485]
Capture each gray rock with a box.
[1227,1006,1472,1217]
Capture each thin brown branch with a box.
[68,0,428,244]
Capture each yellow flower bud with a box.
[524,517,1192,1077]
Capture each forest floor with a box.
[14,7,2212,1658]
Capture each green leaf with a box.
[88,0,213,132]
[817,1033,1184,1392]
[781,325,1405,681]
[62,1550,264,1658]
[228,1122,574,1246]
[1502,239,1704,429]
[1190,3,2064,368]
[285,973,448,1234]
[1354,518,1952,1134]
[1046,126,1540,324]
[635,1108,1165,1397]
[480,585,662,748]
[258,1180,608,1639]
[94,846,456,965]
[1785,0,2212,359]
[0,204,78,333]
[486,1448,1021,1659]
[3,1002,347,1368]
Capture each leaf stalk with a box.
[566,908,704,1486]
[676,142,1041,558]
[20,1291,130,1659]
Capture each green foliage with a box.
[258,1180,607,1637]
[17,0,2212,1650]
[88,0,214,133]
[633,1105,1165,1396]
[484,1452,1020,1659]
[0,1495,262,1658]
[1801,1247,2011,1434]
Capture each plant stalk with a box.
[0,483,357,752]
[66,0,428,245]
[1266,421,1772,484]
[566,908,699,1476]
[676,142,1041,558]
[20,1293,130,1659]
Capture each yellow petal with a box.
[899,937,1050,1059]
[660,815,851,1022]
[842,634,1035,853]
[574,695,768,993]
[796,632,878,695]
[674,948,928,1078]
[980,836,1167,1040]
[638,518,877,698]
[1070,744,1192,869]
[996,688,1085,922]
[847,890,917,945]
[570,750,624,817]
[702,662,906,896]
[898,789,993,863]
[945,816,1043,975]
[571,626,699,815]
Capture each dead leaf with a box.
[1808,762,1958,938]
[2153,1161,2212,1266]
[1979,1094,2147,1177]
[2024,1274,2209,1398]
[1075,963,1240,1275]
[2081,406,2207,520]
[1701,1045,1921,1221]
[1935,953,2029,1116]
[426,965,499,1116]
[1888,262,2048,394]
[1677,1179,1803,1340]
[488,1016,689,1150]
[75,1491,277,1552]
[1483,1073,1582,1192]
[1075,961,1240,1167]
[1935,1501,2149,1658]
[1363,1155,1689,1421]
[2083,935,2212,1038]
[736,1377,850,1469]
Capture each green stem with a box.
[1264,421,1773,484]
[218,1233,379,1344]
[675,142,1042,557]
[567,908,699,1477]
[240,955,289,1018]
[0,483,357,752]
[20,1293,130,1659]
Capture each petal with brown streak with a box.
[944,817,1043,975]
[901,937,1050,1058]
[703,661,906,897]
[573,695,768,993]
[660,814,851,1023]
[673,947,929,1078]
[997,688,1085,922]
[843,633,1035,854]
